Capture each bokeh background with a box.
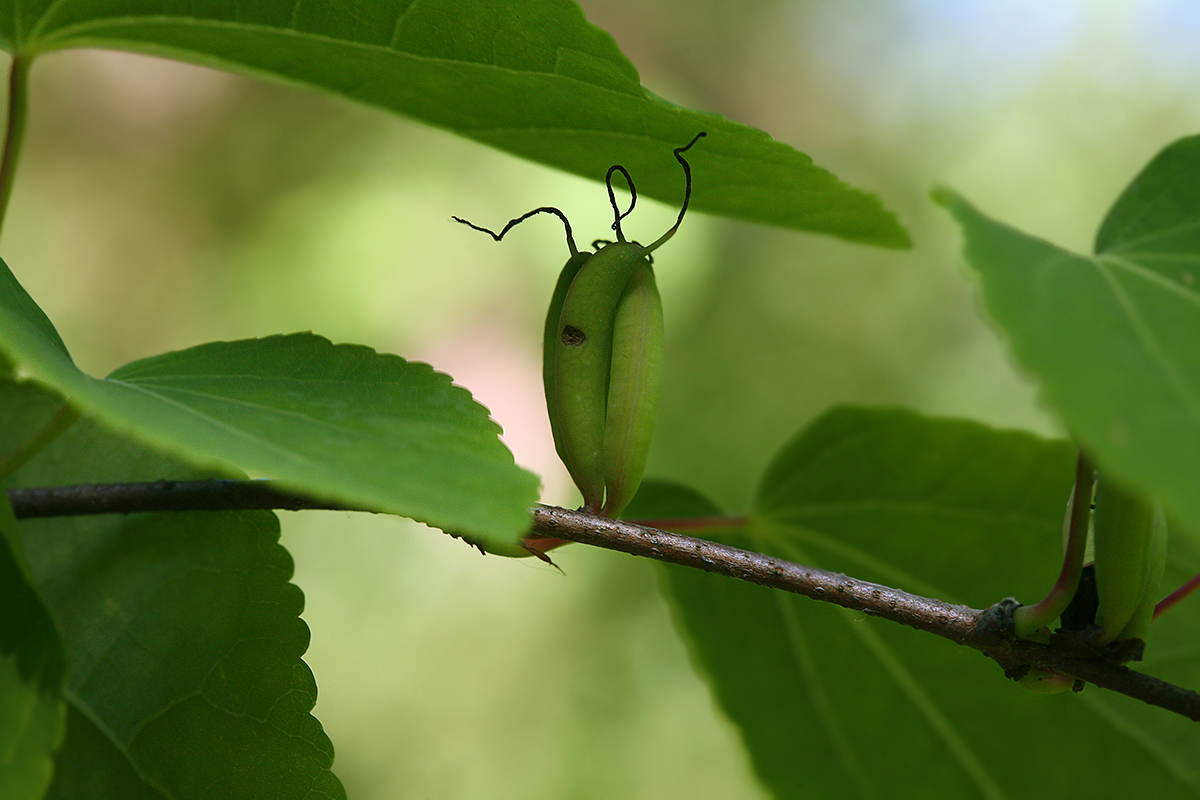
[6,1,1200,797]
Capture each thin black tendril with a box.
[644,131,706,253]
[454,131,705,258]
[669,133,705,233]
[452,206,579,256]
[604,164,637,242]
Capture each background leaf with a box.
[656,406,1200,799]
[4,377,346,800]
[0,493,66,800]
[0,256,538,550]
[0,0,907,247]
[936,135,1200,542]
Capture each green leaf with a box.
[43,511,342,800]
[0,0,907,247]
[660,407,1200,799]
[42,706,164,800]
[0,495,67,800]
[6,378,345,799]
[0,256,538,551]
[936,134,1200,542]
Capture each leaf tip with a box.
[929,184,958,210]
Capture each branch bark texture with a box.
[8,480,1200,721]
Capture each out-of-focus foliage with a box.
[939,134,1200,545]
[646,409,1200,800]
[0,494,65,800]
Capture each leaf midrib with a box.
[31,12,607,85]
[764,532,1006,800]
[1095,259,1200,424]
[97,379,325,470]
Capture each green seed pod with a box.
[552,241,649,512]
[1092,475,1165,645]
[1111,500,1167,643]
[542,248,593,478]
[600,261,663,517]
[456,133,705,518]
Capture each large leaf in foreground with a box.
[0,495,66,800]
[936,134,1200,542]
[5,378,344,799]
[653,407,1200,800]
[0,256,538,551]
[0,0,906,247]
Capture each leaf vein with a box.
[769,584,880,800]
[838,613,1009,800]
[1078,693,1200,788]
[1100,253,1200,309]
[103,380,322,469]
[1094,260,1200,422]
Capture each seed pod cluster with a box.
[1012,467,1168,693]
[456,133,705,521]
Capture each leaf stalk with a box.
[0,52,30,235]
[1012,451,1095,637]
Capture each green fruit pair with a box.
[1013,466,1167,693]
[457,133,704,518]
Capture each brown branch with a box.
[534,506,1200,719]
[8,479,357,517]
[534,504,984,641]
[9,480,1200,721]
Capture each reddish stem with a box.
[1155,574,1200,619]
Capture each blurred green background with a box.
[5,1,1200,797]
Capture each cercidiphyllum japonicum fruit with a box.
[455,133,704,525]
[1011,468,1167,693]
[1091,475,1167,645]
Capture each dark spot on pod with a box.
[562,325,586,346]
